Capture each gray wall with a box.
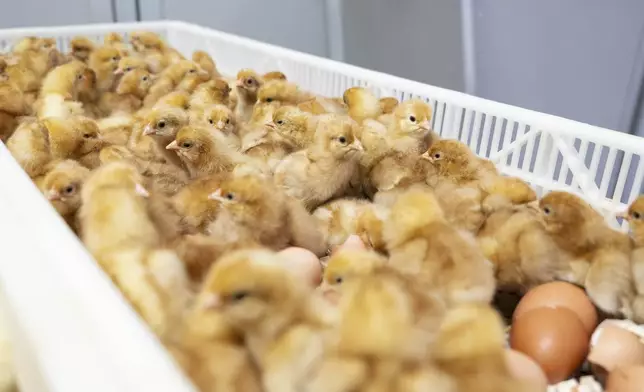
[0,0,112,28]
[471,0,644,131]
[341,0,465,91]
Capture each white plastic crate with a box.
[0,20,643,391]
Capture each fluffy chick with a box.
[144,60,207,107]
[99,68,154,115]
[189,78,231,110]
[0,80,30,141]
[343,87,382,124]
[428,304,540,392]
[234,69,265,121]
[379,96,399,114]
[134,106,189,167]
[88,46,121,92]
[38,61,95,118]
[168,125,247,178]
[79,162,192,338]
[540,191,634,317]
[312,198,372,252]
[201,249,334,392]
[69,36,95,63]
[39,159,91,232]
[257,79,310,106]
[171,174,225,233]
[320,248,386,300]
[273,115,364,211]
[114,56,149,76]
[191,50,220,79]
[239,102,291,168]
[103,32,130,56]
[384,189,496,307]
[421,139,497,187]
[268,105,319,150]
[624,196,644,323]
[191,104,240,149]
[207,173,327,256]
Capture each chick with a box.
[268,105,319,150]
[103,32,130,56]
[355,203,391,254]
[201,249,334,392]
[37,61,94,118]
[191,104,240,149]
[171,174,226,233]
[381,98,434,154]
[0,80,30,141]
[234,69,265,122]
[88,46,121,92]
[384,189,496,307]
[239,102,291,167]
[129,31,183,73]
[312,198,372,251]
[298,96,347,115]
[167,125,247,178]
[379,96,399,114]
[144,60,207,107]
[320,248,386,300]
[155,91,191,110]
[99,68,154,115]
[12,37,56,53]
[134,106,189,168]
[257,79,310,106]
[39,159,91,232]
[69,36,95,63]
[343,87,382,124]
[421,138,497,187]
[191,50,220,79]
[188,78,231,110]
[428,304,539,392]
[624,196,644,323]
[114,56,149,76]
[273,115,364,210]
[540,191,634,316]
[169,292,262,392]
[5,46,60,99]
[7,116,103,177]
[79,162,192,338]
[207,173,327,256]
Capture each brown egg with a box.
[588,321,644,380]
[277,247,322,287]
[510,307,589,384]
[513,282,597,333]
[505,349,549,390]
[606,365,644,392]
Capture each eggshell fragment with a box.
[606,365,644,392]
[513,282,597,333]
[510,307,589,384]
[588,321,644,378]
[505,349,548,390]
[278,247,322,287]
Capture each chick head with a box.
[257,80,299,105]
[104,32,124,46]
[168,126,208,162]
[201,248,307,328]
[322,249,385,295]
[250,101,280,124]
[379,97,399,114]
[197,78,231,103]
[69,63,96,98]
[130,31,165,52]
[156,91,191,110]
[421,139,476,179]
[314,116,364,159]
[115,68,154,97]
[82,161,148,200]
[385,188,445,249]
[207,174,274,225]
[393,99,432,137]
[200,104,235,135]
[69,36,95,62]
[342,87,374,106]
[235,69,262,96]
[13,36,55,53]
[269,106,307,140]
[114,56,148,76]
[539,191,601,235]
[89,47,121,70]
[263,71,287,81]
[41,159,91,216]
[166,60,208,83]
[142,106,188,139]
[626,196,644,230]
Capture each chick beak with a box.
[208,188,228,203]
[113,69,123,76]
[349,140,364,152]
[235,80,244,88]
[47,191,61,201]
[216,121,225,130]
[135,183,149,198]
[265,122,276,130]
[419,121,431,133]
[201,293,222,310]
[526,200,540,212]
[166,140,179,150]
[143,124,156,136]
[420,151,433,162]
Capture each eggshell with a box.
[513,282,597,333]
[588,321,644,376]
[277,247,322,287]
[504,349,549,390]
[606,365,644,392]
[510,307,589,384]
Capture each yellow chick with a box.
[624,196,644,323]
[132,106,189,169]
[273,115,364,211]
[188,78,232,111]
[207,173,327,256]
[103,32,130,56]
[99,68,154,116]
[343,86,382,124]
[37,61,95,118]
[320,248,386,299]
[39,159,91,232]
[0,80,30,141]
[257,79,310,106]
[384,188,496,307]
[200,248,334,392]
[171,174,226,233]
[191,104,240,149]
[540,191,634,317]
[88,46,121,93]
[191,50,221,79]
[69,36,96,63]
[312,198,372,251]
[379,96,399,114]
[267,105,319,150]
[234,69,265,121]
[239,102,291,168]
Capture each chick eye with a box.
[433,153,441,159]
[181,141,193,148]
[334,276,343,284]
[265,97,274,103]
[63,185,76,195]
[112,56,118,61]
[543,207,551,215]
[230,290,249,302]
[157,120,166,129]
[189,69,196,74]
[83,133,94,139]
[245,78,254,85]
[634,212,642,220]
[208,118,214,125]
[338,136,347,144]
[125,67,132,72]
[225,192,234,200]
[225,119,230,125]
[276,120,284,125]
[77,74,84,80]
[142,76,149,81]
[409,115,417,122]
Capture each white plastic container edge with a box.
[0,20,643,391]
